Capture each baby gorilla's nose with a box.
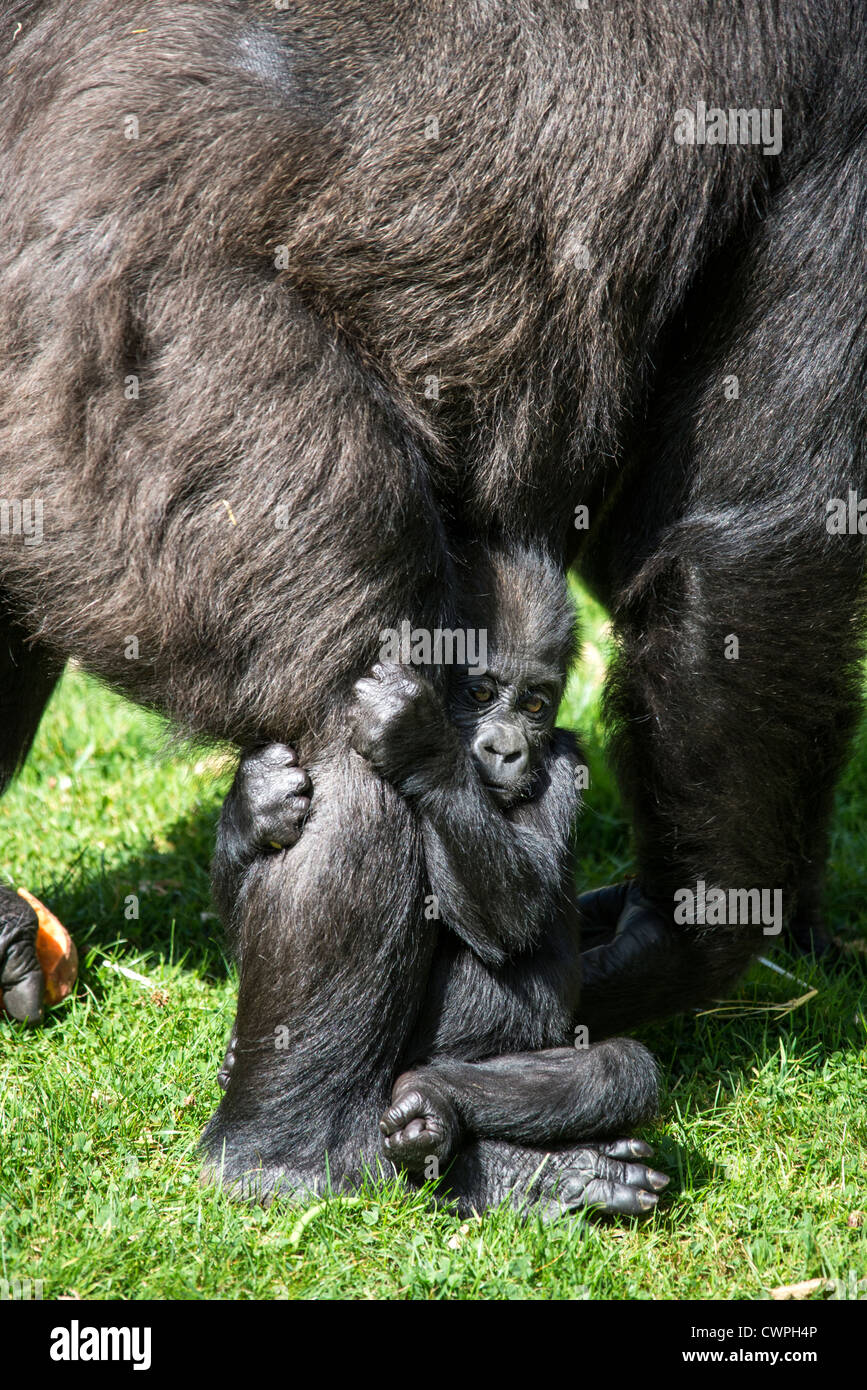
[472,721,530,788]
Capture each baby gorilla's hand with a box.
[211,743,314,975]
[348,662,447,788]
[213,744,311,1094]
[232,744,312,852]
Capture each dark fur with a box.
[214,543,663,1213]
[1,1,866,1193]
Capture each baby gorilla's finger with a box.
[352,676,382,703]
[280,766,312,797]
[380,1088,426,1136]
[238,745,309,801]
[369,661,412,682]
[249,743,300,769]
[362,662,425,706]
[394,1118,427,1145]
[265,796,310,850]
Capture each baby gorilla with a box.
[214,544,666,1217]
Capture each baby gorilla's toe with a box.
[379,1071,460,1175]
[239,744,312,850]
[539,1145,669,1222]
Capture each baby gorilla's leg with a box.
[380,1044,667,1216]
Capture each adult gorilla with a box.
[1,2,865,1197]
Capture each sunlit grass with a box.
[1,590,865,1299]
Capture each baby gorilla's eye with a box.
[520,693,545,715]
[470,684,493,703]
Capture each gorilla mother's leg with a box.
[578,146,867,1037]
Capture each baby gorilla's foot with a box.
[380,1069,461,1174]
[536,1139,669,1220]
[233,744,312,852]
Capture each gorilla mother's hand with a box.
[0,884,43,1023]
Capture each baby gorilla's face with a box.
[449,664,562,807]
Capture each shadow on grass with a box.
[30,805,229,994]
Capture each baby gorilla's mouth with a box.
[479,775,530,809]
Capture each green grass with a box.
[1,591,865,1300]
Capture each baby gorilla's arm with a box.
[348,663,580,966]
[211,744,311,1092]
[212,744,311,942]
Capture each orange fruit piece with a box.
[0,888,78,1012]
